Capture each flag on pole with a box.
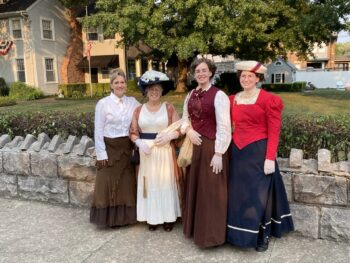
[86,41,92,60]
[0,40,13,55]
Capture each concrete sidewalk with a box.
[0,198,349,263]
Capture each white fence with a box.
[295,71,350,89]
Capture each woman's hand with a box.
[264,159,275,175]
[155,131,178,147]
[135,139,151,155]
[210,153,223,174]
[186,128,202,145]
[96,159,108,169]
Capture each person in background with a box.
[90,68,140,228]
[227,61,294,252]
[130,70,182,232]
[181,58,231,247]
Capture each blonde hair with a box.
[109,68,127,84]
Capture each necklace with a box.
[235,88,260,105]
[240,88,259,98]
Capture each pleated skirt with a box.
[182,137,228,247]
[90,137,137,227]
[227,139,294,248]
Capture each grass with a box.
[0,89,349,116]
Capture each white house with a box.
[0,0,71,94]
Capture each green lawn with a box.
[0,89,349,116]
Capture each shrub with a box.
[0,77,9,96]
[0,111,94,138]
[262,82,306,92]
[0,111,348,162]
[0,97,16,107]
[9,82,44,100]
[127,79,139,92]
[59,83,110,98]
[279,114,350,161]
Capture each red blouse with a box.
[229,89,283,160]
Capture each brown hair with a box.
[190,58,217,79]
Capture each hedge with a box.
[59,80,140,98]
[279,114,350,161]
[0,97,17,107]
[58,83,110,98]
[0,112,349,161]
[262,82,306,92]
[9,82,44,100]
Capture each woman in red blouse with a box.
[227,61,294,252]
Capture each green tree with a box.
[81,0,350,92]
[336,42,350,56]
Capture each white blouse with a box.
[94,93,140,160]
[181,87,231,154]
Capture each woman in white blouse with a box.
[90,68,140,228]
[181,58,231,247]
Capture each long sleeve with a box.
[94,100,108,160]
[129,105,142,142]
[265,95,283,160]
[180,92,192,134]
[214,91,232,154]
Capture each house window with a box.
[275,61,282,66]
[87,27,98,41]
[11,19,22,39]
[273,73,285,83]
[16,58,26,82]
[141,58,149,74]
[41,18,54,40]
[44,58,56,82]
[101,68,109,79]
[127,59,136,79]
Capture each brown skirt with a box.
[90,137,137,227]
[182,137,228,247]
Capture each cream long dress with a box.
[137,103,181,225]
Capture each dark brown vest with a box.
[188,86,219,140]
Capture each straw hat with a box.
[235,60,267,74]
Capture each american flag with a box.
[86,41,92,60]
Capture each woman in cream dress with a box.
[130,70,181,231]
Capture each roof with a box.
[0,0,38,14]
[335,55,350,62]
[269,57,297,71]
[77,55,119,69]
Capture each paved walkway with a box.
[0,198,349,263]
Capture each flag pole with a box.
[86,5,93,98]
[88,54,92,97]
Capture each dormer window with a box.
[275,61,282,66]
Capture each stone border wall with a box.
[0,133,349,243]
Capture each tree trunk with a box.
[175,60,189,93]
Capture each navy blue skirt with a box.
[227,139,294,248]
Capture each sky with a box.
[337,31,350,43]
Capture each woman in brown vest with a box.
[90,68,140,228]
[181,58,231,247]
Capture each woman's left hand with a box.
[264,159,275,175]
[210,154,223,174]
